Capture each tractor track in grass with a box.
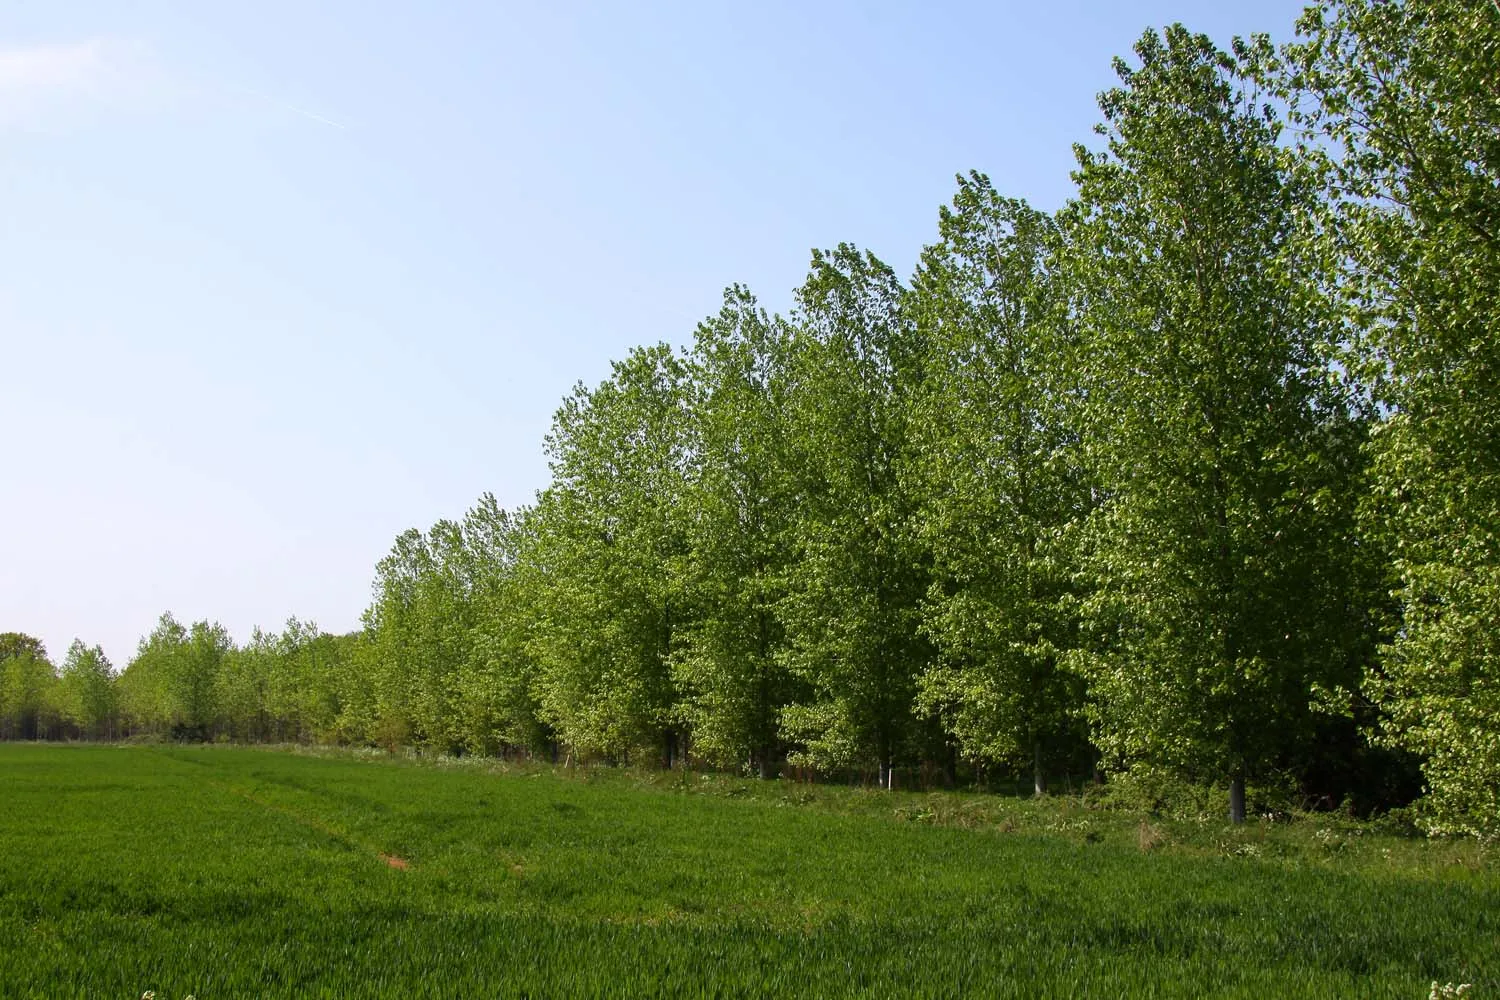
[152,748,413,871]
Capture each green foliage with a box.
[1283,0,1500,838]
[529,345,694,760]
[453,498,550,756]
[0,632,46,663]
[119,614,231,738]
[112,614,358,746]
[672,288,803,774]
[57,640,116,739]
[1061,26,1371,811]
[0,635,59,741]
[358,494,549,755]
[214,628,275,741]
[905,173,1086,789]
[776,246,932,785]
[268,619,343,742]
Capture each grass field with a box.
[0,745,1493,998]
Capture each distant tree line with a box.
[3,1,1495,836]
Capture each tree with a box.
[0,635,58,741]
[362,518,488,752]
[673,287,803,776]
[0,633,46,664]
[454,497,551,757]
[216,628,275,741]
[777,246,931,788]
[324,630,377,746]
[361,528,432,749]
[120,614,229,739]
[529,344,694,762]
[58,640,116,739]
[906,174,1087,794]
[266,618,343,743]
[1284,0,1500,835]
[1063,26,1367,821]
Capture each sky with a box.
[1,0,1315,668]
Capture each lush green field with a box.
[0,745,1492,999]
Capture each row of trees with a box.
[1,633,118,742]
[3,1,1494,835]
[351,2,1500,833]
[0,621,360,745]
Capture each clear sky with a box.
[2,1,1314,668]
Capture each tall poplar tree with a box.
[456,497,550,756]
[530,344,693,762]
[1065,26,1365,821]
[1286,0,1500,835]
[673,287,802,776]
[0,635,57,741]
[778,246,930,788]
[907,174,1086,794]
[58,640,116,740]
[120,614,229,739]
[362,528,439,748]
[216,628,275,741]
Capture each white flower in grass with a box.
[1429,983,1472,999]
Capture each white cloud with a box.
[0,39,107,89]
[0,39,158,127]
[0,38,353,135]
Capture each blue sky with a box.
[2,1,1314,667]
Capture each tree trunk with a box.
[1033,739,1047,797]
[663,730,678,770]
[1229,771,1247,824]
[878,756,893,791]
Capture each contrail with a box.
[235,85,348,129]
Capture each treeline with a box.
[4,1,1495,835]
[0,622,362,745]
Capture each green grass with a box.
[0,745,1492,998]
